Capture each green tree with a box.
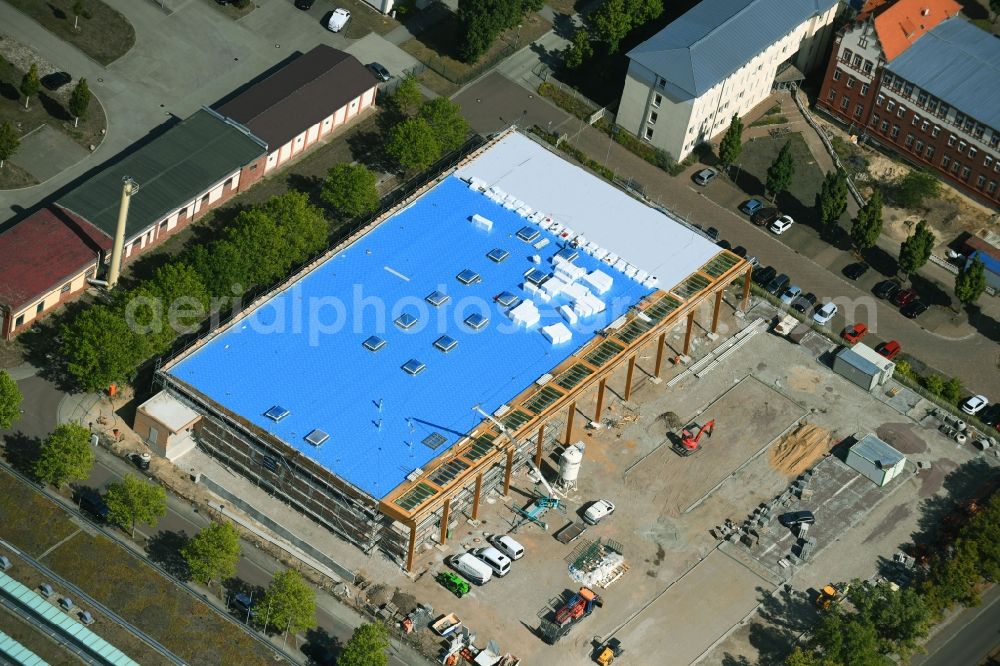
[765,140,795,201]
[182,521,241,585]
[68,78,91,127]
[456,0,526,63]
[62,305,148,392]
[811,609,887,666]
[954,256,987,311]
[942,377,964,403]
[816,170,849,238]
[73,0,85,29]
[0,370,22,429]
[388,75,422,118]
[591,0,632,53]
[386,117,441,173]
[898,219,935,279]
[0,121,19,169]
[848,581,932,658]
[921,538,982,613]
[850,189,883,253]
[20,63,40,109]
[188,240,251,298]
[261,570,316,634]
[419,97,469,154]
[322,163,380,220]
[338,621,390,666]
[718,114,743,168]
[104,475,167,538]
[891,170,940,209]
[148,262,211,332]
[34,423,93,487]
[784,647,825,666]
[564,28,593,69]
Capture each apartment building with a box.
[617,0,841,161]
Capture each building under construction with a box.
[155,129,751,571]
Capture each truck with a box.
[540,587,603,644]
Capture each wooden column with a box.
[741,268,752,311]
[439,498,451,545]
[406,522,417,572]
[711,290,724,333]
[683,311,696,355]
[565,401,576,444]
[471,473,483,520]
[624,356,636,401]
[535,424,545,467]
[594,378,606,422]
[503,448,514,496]
[653,332,666,378]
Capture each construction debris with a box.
[770,423,833,476]
[567,539,628,588]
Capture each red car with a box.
[876,340,901,360]
[893,289,918,307]
[841,322,868,344]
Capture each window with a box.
[978,175,987,188]
[925,146,935,159]
[863,60,873,75]
[860,84,869,96]
[871,113,881,127]
[903,82,914,97]
[36,302,44,315]
[60,282,71,294]
[842,48,853,63]
[905,134,914,147]
[882,72,893,86]
[648,111,658,124]
[990,133,999,148]
[974,124,985,139]
[653,93,662,107]
[841,97,850,110]
[644,127,654,140]
[912,115,920,126]
[891,125,900,138]
[917,91,928,106]
[986,155,994,168]
[897,106,905,118]
[828,88,837,101]
[989,181,997,194]
[200,193,209,206]
[995,162,1000,173]
[876,93,885,106]
[656,77,666,89]
[855,104,864,118]
[958,141,966,152]
[847,76,855,89]
[948,135,956,147]
[968,147,977,159]
[927,98,938,114]
[14,315,23,328]
[960,166,971,180]
[951,161,960,174]
[938,103,949,119]
[931,126,940,138]
[921,121,929,132]
[955,112,966,127]
[853,54,863,68]
[963,118,974,133]
[178,206,188,218]
[892,78,902,92]
[833,69,842,81]
[941,156,950,168]
[915,140,924,152]
[886,100,895,112]
[880,120,890,132]
[159,220,167,230]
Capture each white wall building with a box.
[617,0,842,161]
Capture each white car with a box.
[326,8,350,32]
[769,215,794,235]
[960,395,988,415]
[812,302,838,324]
[487,534,524,560]
[583,499,615,525]
[779,285,802,305]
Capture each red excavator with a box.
[672,419,715,457]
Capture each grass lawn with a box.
[735,132,826,227]
[341,0,399,37]
[0,471,78,557]
[4,0,135,66]
[416,67,460,98]
[401,10,552,84]
[0,162,38,189]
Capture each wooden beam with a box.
[471,473,483,520]
[503,448,514,496]
[439,498,451,545]
[406,522,417,572]
[653,332,666,378]
[741,268,752,311]
[624,356,636,401]
[683,311,696,355]
[565,401,576,443]
[535,424,545,468]
[711,289,724,333]
[594,378,606,422]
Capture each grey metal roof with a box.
[627,0,840,98]
[58,109,266,242]
[836,345,880,376]
[886,18,1000,132]
[851,433,906,468]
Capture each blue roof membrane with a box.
[169,176,652,498]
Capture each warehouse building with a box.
[154,129,751,571]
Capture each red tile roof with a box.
[0,206,111,312]
[864,0,961,61]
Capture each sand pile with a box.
[769,423,833,476]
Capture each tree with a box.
[62,304,148,392]
[765,140,795,201]
[993,0,1000,14]
[810,609,887,666]
[385,117,441,173]
[322,163,380,220]
[850,189,883,254]
[260,570,316,634]
[388,76,422,118]
[34,423,93,487]
[456,0,526,63]
[73,0,85,29]
[338,621,390,666]
[891,170,940,209]
[0,121,19,169]
[816,170,848,238]
[898,219,935,279]
[0,370,22,429]
[591,0,632,53]
[847,581,932,658]
[20,64,40,110]
[104,475,167,538]
[182,521,241,585]
[954,256,987,311]
[717,114,743,168]
[419,97,469,154]
[564,28,593,69]
[68,78,91,127]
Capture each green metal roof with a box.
[58,109,265,242]
[0,630,48,666]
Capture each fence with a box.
[792,88,867,207]
[419,42,515,85]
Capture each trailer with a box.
[554,521,587,544]
[432,612,463,637]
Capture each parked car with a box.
[841,322,868,343]
[716,239,732,250]
[843,262,869,280]
[731,245,748,258]
[693,168,718,185]
[705,226,720,241]
[77,491,109,522]
[740,198,764,215]
[779,510,815,527]
[472,546,511,577]
[326,7,350,31]
[813,302,838,324]
[792,292,817,314]
[893,288,918,307]
[765,273,790,295]
[876,340,901,360]
[294,0,315,8]
[979,404,1000,428]
[367,62,391,82]
[41,71,72,91]
[901,299,928,318]
[873,279,901,300]
[960,394,988,416]
[753,266,777,286]
[779,285,802,305]
[583,499,616,525]
[769,215,794,235]
[751,206,779,227]
[488,534,525,560]
[746,255,760,268]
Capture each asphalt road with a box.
[911,585,1000,666]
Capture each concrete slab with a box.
[343,33,420,79]
[10,125,90,182]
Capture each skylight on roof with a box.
[426,290,450,307]
[264,405,290,422]
[457,269,481,285]
[402,359,426,376]
[363,336,386,352]
[434,335,458,353]
[422,432,448,450]
[555,247,579,262]
[305,429,329,446]
[524,268,549,285]
[517,226,540,242]
[395,313,418,330]
[487,248,509,263]
[496,291,520,307]
[464,313,489,330]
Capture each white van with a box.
[488,534,525,560]
[473,546,511,577]
[449,553,492,585]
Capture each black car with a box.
[731,245,747,258]
[765,273,790,295]
[779,510,815,527]
[77,491,109,522]
[716,239,732,250]
[41,71,72,91]
[901,299,928,318]
[843,262,869,280]
[294,0,315,8]
[753,266,777,286]
[705,226,720,241]
[751,207,779,227]
[367,62,391,82]
[980,404,1000,427]
[873,279,901,301]
[791,292,817,314]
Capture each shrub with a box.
[921,373,945,396]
